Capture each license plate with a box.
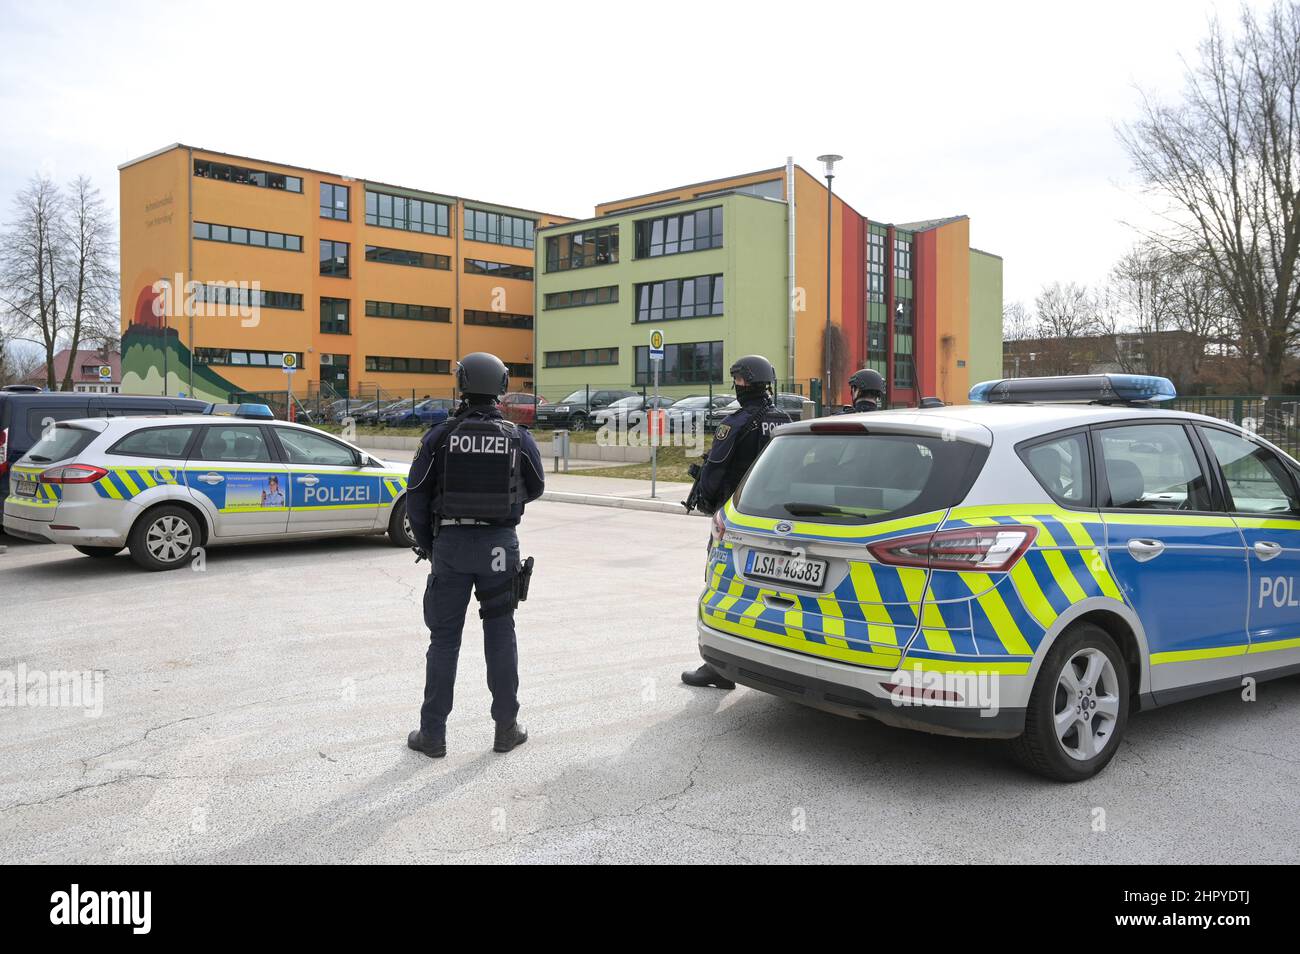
[14,478,38,497]
[746,549,827,588]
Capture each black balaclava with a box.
[736,383,769,404]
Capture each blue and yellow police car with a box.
[695,374,1300,780]
[3,406,413,570]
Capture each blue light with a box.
[968,374,1177,404]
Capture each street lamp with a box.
[816,154,842,403]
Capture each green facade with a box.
[967,249,1004,388]
[534,193,789,401]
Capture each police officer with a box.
[681,354,794,689]
[405,353,545,758]
[838,367,886,414]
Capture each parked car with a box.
[591,395,675,431]
[386,398,455,428]
[668,394,736,434]
[501,392,546,426]
[0,390,207,510]
[534,389,637,430]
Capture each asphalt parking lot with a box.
[2,499,1299,864]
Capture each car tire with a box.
[388,496,416,547]
[127,505,200,571]
[569,414,588,432]
[74,545,122,558]
[1008,622,1129,782]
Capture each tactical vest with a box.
[434,416,523,520]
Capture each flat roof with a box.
[536,188,785,233]
[118,143,574,221]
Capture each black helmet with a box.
[848,368,886,397]
[456,352,509,397]
[729,355,778,386]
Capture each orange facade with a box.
[119,145,569,402]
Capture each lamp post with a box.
[816,154,842,403]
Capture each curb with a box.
[542,490,706,516]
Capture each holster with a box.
[477,555,535,620]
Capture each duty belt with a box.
[442,518,496,526]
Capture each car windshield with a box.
[558,391,587,404]
[672,396,708,408]
[609,396,641,408]
[736,431,984,525]
[21,423,99,463]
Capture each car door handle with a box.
[1127,538,1165,562]
[197,472,224,485]
[296,475,319,486]
[1254,541,1283,561]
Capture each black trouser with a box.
[420,525,521,734]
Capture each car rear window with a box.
[109,426,197,459]
[22,424,100,463]
[736,432,986,524]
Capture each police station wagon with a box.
[696,375,1300,780]
[3,410,414,570]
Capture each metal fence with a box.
[1171,395,1300,456]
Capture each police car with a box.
[3,405,414,570]
[696,374,1300,780]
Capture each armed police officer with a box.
[405,353,545,758]
[837,368,886,414]
[681,354,794,690]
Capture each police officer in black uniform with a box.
[681,354,794,689]
[837,367,886,414]
[405,353,545,758]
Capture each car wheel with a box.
[569,414,588,432]
[74,545,122,558]
[388,496,416,547]
[1008,622,1129,782]
[127,505,200,571]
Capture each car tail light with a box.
[710,509,726,548]
[869,525,1037,572]
[809,421,866,434]
[40,464,109,484]
[0,426,7,478]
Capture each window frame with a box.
[1014,425,1098,509]
[1192,423,1300,518]
[268,425,362,468]
[106,424,201,460]
[1088,419,1221,515]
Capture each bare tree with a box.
[57,176,117,391]
[1002,301,1035,342]
[1119,1,1300,393]
[0,176,65,389]
[1029,282,1099,376]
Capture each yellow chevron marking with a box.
[715,577,746,614]
[1042,549,1087,603]
[816,595,845,638]
[1009,560,1059,629]
[784,608,804,639]
[921,628,956,653]
[705,613,902,668]
[115,470,141,496]
[100,478,124,500]
[137,469,158,489]
[1080,548,1123,600]
[960,572,1034,655]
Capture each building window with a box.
[894,236,912,280]
[320,240,350,277]
[893,298,914,389]
[464,259,533,280]
[696,179,783,200]
[365,245,450,270]
[193,221,302,252]
[544,347,619,368]
[364,356,451,374]
[634,207,723,258]
[464,208,535,248]
[193,283,303,312]
[365,300,451,322]
[463,309,533,329]
[634,341,723,386]
[320,183,349,220]
[866,227,886,304]
[634,275,723,323]
[193,159,302,193]
[543,285,619,310]
[194,347,302,367]
[364,190,450,236]
[320,297,350,334]
[505,362,533,378]
[545,226,619,272]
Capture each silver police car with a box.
[3,409,413,570]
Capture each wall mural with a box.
[120,282,238,403]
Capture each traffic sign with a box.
[649,329,665,361]
[281,353,298,373]
[97,365,112,382]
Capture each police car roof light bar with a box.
[204,402,275,420]
[968,373,1177,406]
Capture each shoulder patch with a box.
[715,424,731,441]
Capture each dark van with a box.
[0,388,207,507]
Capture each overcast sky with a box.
[0,0,1266,310]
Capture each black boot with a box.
[493,721,528,753]
[681,663,735,689]
[407,729,446,758]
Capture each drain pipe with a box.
[785,156,797,391]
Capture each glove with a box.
[412,547,429,564]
